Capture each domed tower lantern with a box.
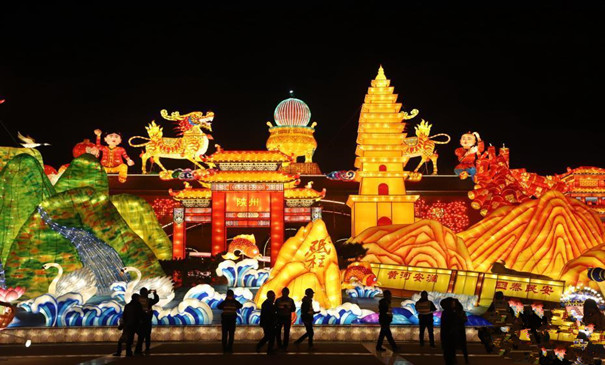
[266,95,321,175]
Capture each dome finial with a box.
[376,65,386,80]
[289,90,295,97]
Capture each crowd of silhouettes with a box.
[113,287,159,357]
[116,286,599,364]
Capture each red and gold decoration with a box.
[558,166,605,220]
[347,66,422,237]
[469,145,568,216]
[168,149,324,262]
[266,97,321,174]
[222,234,261,260]
[93,129,134,183]
[401,119,451,174]
[342,261,378,288]
[128,109,214,173]
[254,218,342,309]
[454,131,484,180]
[414,198,470,233]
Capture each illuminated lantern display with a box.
[469,145,568,216]
[347,66,422,236]
[558,166,605,220]
[0,146,44,171]
[349,220,474,271]
[72,139,98,159]
[128,109,214,173]
[560,248,605,290]
[414,199,470,233]
[401,119,451,174]
[169,150,325,262]
[93,129,134,183]
[454,131,484,180]
[222,234,261,260]
[266,97,321,174]
[342,261,378,288]
[254,218,342,309]
[460,190,605,278]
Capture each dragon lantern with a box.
[129,109,214,173]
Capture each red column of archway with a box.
[172,207,186,259]
[270,191,285,265]
[211,191,226,256]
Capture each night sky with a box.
[1,3,604,175]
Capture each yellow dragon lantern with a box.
[129,109,214,173]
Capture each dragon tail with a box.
[128,136,151,148]
[430,133,451,144]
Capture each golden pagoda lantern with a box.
[266,97,321,174]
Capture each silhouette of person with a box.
[440,297,459,365]
[454,299,469,364]
[294,288,320,348]
[114,293,142,357]
[135,287,159,354]
[415,291,437,347]
[376,289,398,352]
[275,287,296,350]
[217,289,243,353]
[256,290,277,354]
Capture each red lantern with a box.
[72,139,97,158]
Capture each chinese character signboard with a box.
[491,275,564,302]
[370,263,565,304]
[373,264,451,293]
[225,192,271,226]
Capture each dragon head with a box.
[160,109,214,132]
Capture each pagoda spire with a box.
[376,65,386,80]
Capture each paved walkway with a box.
[0,341,520,364]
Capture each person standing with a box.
[294,288,320,349]
[256,290,277,354]
[217,289,243,353]
[275,287,296,351]
[454,299,469,364]
[415,291,437,347]
[440,298,461,365]
[135,287,159,355]
[376,290,398,352]
[114,294,142,357]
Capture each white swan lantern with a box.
[121,266,175,308]
[42,263,98,304]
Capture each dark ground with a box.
[0,341,524,365]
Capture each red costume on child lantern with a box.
[93,129,134,183]
[454,131,484,180]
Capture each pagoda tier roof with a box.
[203,149,294,163]
[196,169,300,187]
[169,186,212,200]
[559,166,605,179]
[169,184,325,203]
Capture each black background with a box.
[1,2,604,175]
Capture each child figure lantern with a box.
[454,131,484,180]
[93,129,134,183]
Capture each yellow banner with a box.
[370,263,564,304]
